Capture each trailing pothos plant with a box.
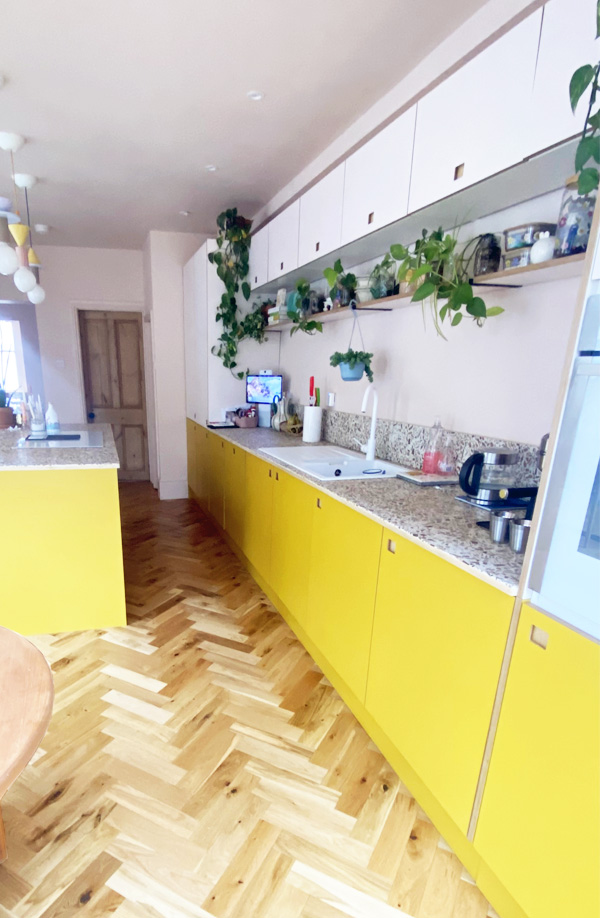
[323,259,357,299]
[289,279,323,337]
[569,0,600,194]
[390,229,503,338]
[208,208,266,377]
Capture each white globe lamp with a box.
[14,265,37,292]
[0,242,18,275]
[27,284,46,304]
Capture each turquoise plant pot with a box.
[339,361,365,381]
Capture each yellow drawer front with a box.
[242,453,274,581]
[307,493,382,703]
[224,443,246,548]
[195,426,210,510]
[270,469,315,629]
[366,531,513,833]
[0,468,126,635]
[208,434,225,527]
[475,605,600,918]
[186,418,197,496]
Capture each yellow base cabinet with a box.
[242,452,274,582]
[223,442,246,547]
[195,425,210,511]
[365,530,513,834]
[186,418,197,497]
[474,604,600,918]
[306,493,382,704]
[270,469,315,629]
[208,433,225,527]
[0,468,126,635]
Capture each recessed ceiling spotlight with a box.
[13,173,37,189]
[179,210,190,217]
[246,90,264,101]
[205,164,217,172]
[34,224,49,234]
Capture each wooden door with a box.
[365,530,513,833]
[298,164,345,267]
[78,310,149,481]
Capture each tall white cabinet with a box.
[183,241,280,422]
[298,164,345,266]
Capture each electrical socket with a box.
[327,392,336,408]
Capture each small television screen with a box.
[246,374,283,405]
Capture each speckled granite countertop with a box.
[0,424,119,470]
[206,424,524,596]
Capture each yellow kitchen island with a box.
[0,424,126,635]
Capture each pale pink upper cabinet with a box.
[249,225,268,289]
[341,107,416,245]
[298,164,345,267]
[267,200,300,281]
[408,11,542,214]
[528,0,599,156]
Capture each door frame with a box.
[72,300,157,486]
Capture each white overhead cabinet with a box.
[267,199,300,281]
[528,0,599,156]
[408,10,542,213]
[249,225,268,290]
[298,163,345,266]
[341,107,416,245]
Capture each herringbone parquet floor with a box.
[0,482,497,918]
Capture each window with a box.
[0,320,27,395]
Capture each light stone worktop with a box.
[0,424,119,471]
[207,424,524,596]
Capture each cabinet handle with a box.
[316,498,321,509]
[387,539,396,554]
[315,241,320,252]
[368,211,374,225]
[233,447,236,455]
[275,471,279,481]
[454,163,465,180]
[530,625,549,650]
[280,261,284,271]
[254,275,258,283]
[269,469,272,477]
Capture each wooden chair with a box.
[0,626,54,862]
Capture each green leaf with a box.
[411,280,436,302]
[451,312,463,327]
[333,258,343,274]
[578,166,600,194]
[241,281,251,301]
[455,282,473,305]
[409,263,432,282]
[439,304,449,322]
[486,306,504,317]
[390,243,408,260]
[323,268,338,288]
[466,296,487,318]
[588,110,600,130]
[575,135,600,171]
[570,65,595,113]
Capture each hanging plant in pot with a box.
[330,350,374,382]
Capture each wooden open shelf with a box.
[265,252,586,332]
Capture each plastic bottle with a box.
[422,417,444,474]
[45,403,60,433]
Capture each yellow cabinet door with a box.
[474,605,600,918]
[242,453,274,581]
[224,442,246,548]
[208,434,225,527]
[365,531,513,834]
[186,418,197,497]
[270,469,315,629]
[195,426,210,510]
[307,493,382,703]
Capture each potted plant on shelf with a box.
[369,253,398,299]
[390,228,503,338]
[323,259,357,307]
[288,279,324,336]
[330,349,374,382]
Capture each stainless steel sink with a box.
[259,445,408,481]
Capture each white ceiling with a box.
[0,0,488,249]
